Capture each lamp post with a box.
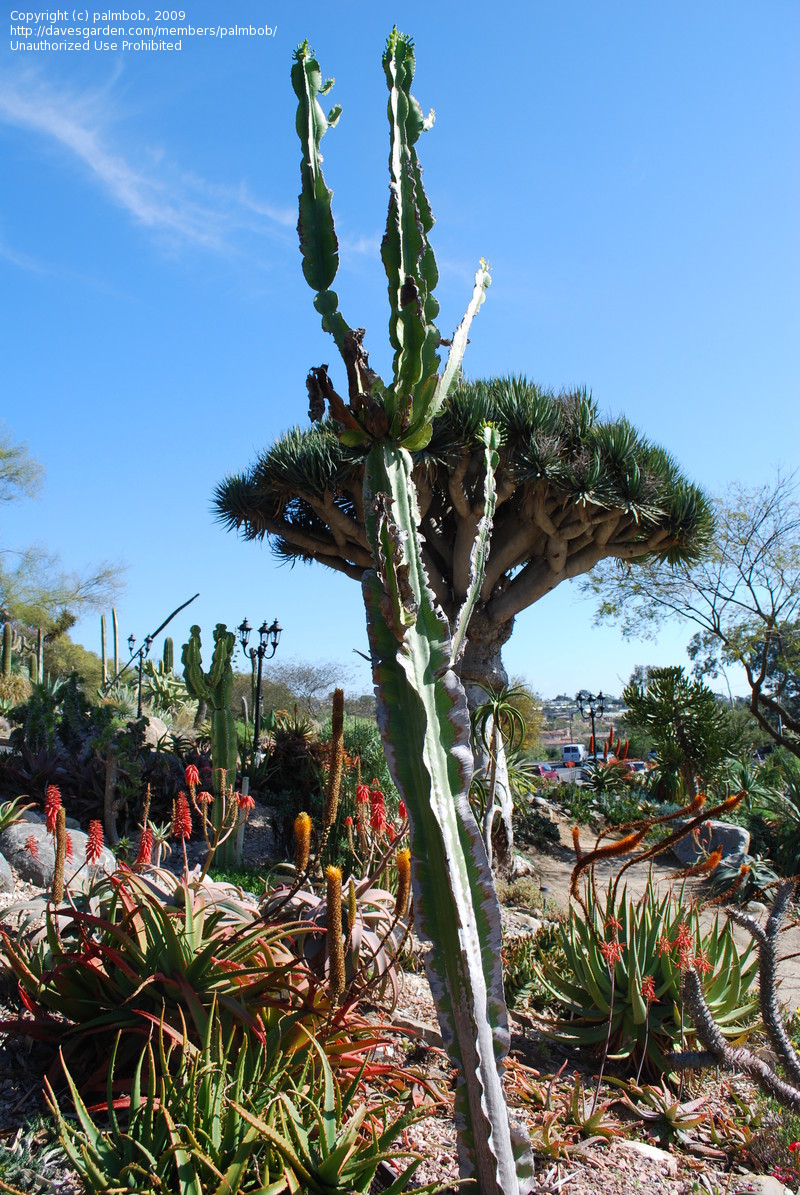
[575,689,605,759]
[127,633,154,718]
[237,618,282,763]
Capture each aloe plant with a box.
[288,32,533,1192]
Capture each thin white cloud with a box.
[0,69,295,252]
[0,233,44,272]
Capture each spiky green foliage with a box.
[47,1013,441,1195]
[540,882,759,1074]
[623,666,741,799]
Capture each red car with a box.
[530,763,559,781]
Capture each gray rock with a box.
[0,823,116,888]
[0,852,13,894]
[511,853,538,877]
[615,1139,678,1176]
[501,907,543,935]
[734,1177,796,1195]
[18,809,80,830]
[142,716,169,748]
[672,818,750,865]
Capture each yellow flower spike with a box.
[325,865,345,1003]
[294,811,312,874]
[323,688,345,830]
[395,847,412,919]
[52,806,67,905]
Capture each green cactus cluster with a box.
[182,624,238,863]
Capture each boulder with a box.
[672,818,750,866]
[0,852,13,894]
[733,1178,796,1195]
[18,809,81,830]
[0,823,116,888]
[142,716,170,748]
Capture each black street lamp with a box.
[575,689,605,759]
[127,633,154,718]
[238,618,282,761]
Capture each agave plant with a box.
[47,1012,443,1195]
[702,852,780,904]
[539,881,759,1073]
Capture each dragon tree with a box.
[216,392,711,699]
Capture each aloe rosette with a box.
[288,31,533,1193]
[540,883,759,1072]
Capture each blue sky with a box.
[1,1,798,701]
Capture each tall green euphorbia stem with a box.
[363,442,533,1194]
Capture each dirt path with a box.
[528,825,800,1013]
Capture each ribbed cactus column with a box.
[181,624,238,864]
[289,32,534,1193]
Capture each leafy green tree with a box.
[590,474,800,759]
[215,380,712,700]
[1,424,122,666]
[622,665,742,800]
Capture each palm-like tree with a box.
[215,375,712,696]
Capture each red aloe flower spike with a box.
[599,938,624,968]
[65,833,74,862]
[673,923,693,953]
[693,949,713,977]
[237,792,255,812]
[136,827,153,866]
[86,821,104,865]
[172,794,192,840]
[24,834,39,859]
[398,800,407,822]
[44,784,62,834]
[196,790,214,806]
[605,914,623,938]
[370,801,387,834]
[355,783,370,805]
[657,933,673,956]
[640,974,658,1004]
[184,763,200,788]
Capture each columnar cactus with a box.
[181,624,238,863]
[100,614,107,685]
[290,33,533,1192]
[162,636,174,674]
[2,622,11,679]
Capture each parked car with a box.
[626,760,648,773]
[530,762,559,781]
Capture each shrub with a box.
[539,881,759,1074]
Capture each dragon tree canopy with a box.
[214,375,712,691]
